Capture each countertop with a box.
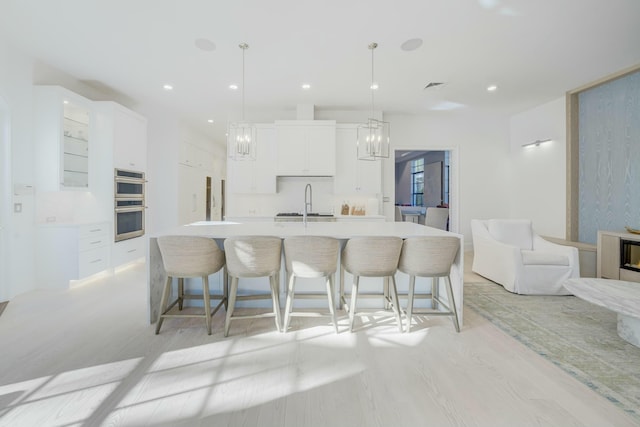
[155,220,458,239]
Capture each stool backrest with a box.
[399,236,459,277]
[284,236,339,277]
[157,235,225,277]
[342,236,402,276]
[224,236,282,277]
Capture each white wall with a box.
[384,112,512,249]
[508,97,567,238]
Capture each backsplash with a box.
[226,176,380,217]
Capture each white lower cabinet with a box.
[113,236,146,267]
[37,222,111,288]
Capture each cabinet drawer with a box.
[79,223,109,239]
[79,246,110,278]
[79,235,109,251]
[113,237,146,267]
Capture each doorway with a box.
[0,96,10,302]
[394,149,457,232]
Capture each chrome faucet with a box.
[303,183,312,227]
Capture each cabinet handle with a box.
[90,259,102,264]
[90,240,102,245]
[127,249,137,253]
[90,229,102,232]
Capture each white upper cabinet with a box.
[228,125,276,194]
[34,86,93,191]
[112,106,147,171]
[334,125,381,195]
[275,120,336,176]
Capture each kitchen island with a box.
[148,220,464,327]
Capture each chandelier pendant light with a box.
[357,42,390,161]
[228,43,256,161]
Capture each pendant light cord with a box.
[240,43,249,122]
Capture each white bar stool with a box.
[340,236,404,332]
[155,236,226,335]
[398,236,460,332]
[283,236,340,333]
[223,236,283,337]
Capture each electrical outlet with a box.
[14,203,22,213]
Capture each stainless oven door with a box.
[115,199,145,242]
[114,169,145,199]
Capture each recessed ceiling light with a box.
[487,85,498,92]
[194,38,216,51]
[301,83,311,90]
[163,84,173,91]
[400,38,423,52]
[370,83,379,90]
[207,119,214,123]
[229,84,238,90]
[63,100,69,104]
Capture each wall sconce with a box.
[522,138,552,148]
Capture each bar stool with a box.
[224,236,283,337]
[155,235,226,335]
[398,236,460,332]
[340,236,404,332]
[283,236,340,333]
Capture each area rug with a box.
[465,280,640,421]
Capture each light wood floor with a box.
[0,257,637,427]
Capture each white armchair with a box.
[471,219,580,295]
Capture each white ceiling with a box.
[2,0,639,145]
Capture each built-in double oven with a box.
[114,168,146,242]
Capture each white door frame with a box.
[0,95,11,301]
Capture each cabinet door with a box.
[306,125,336,175]
[228,126,276,193]
[334,127,358,192]
[334,126,380,194]
[276,126,307,175]
[356,154,382,194]
[114,108,147,171]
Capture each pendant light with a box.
[357,42,390,161]
[228,43,256,161]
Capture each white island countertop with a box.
[148,220,464,326]
[155,220,453,239]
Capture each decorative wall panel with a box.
[578,71,640,244]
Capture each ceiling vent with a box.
[424,82,445,90]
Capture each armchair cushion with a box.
[521,250,570,266]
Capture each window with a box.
[411,158,424,206]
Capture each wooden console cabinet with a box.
[597,230,640,282]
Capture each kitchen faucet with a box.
[303,183,312,227]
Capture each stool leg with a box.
[223,268,229,310]
[178,278,184,311]
[444,275,460,332]
[406,275,416,333]
[225,276,239,337]
[203,275,212,335]
[383,276,390,310]
[155,276,172,335]
[284,272,296,332]
[432,277,439,310]
[349,275,360,332]
[270,274,282,332]
[339,264,345,309]
[389,275,403,333]
[326,274,339,334]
